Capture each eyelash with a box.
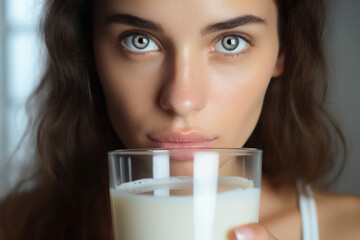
[117,30,252,57]
[117,30,161,54]
[212,32,252,58]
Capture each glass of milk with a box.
[108,148,262,240]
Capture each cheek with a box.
[94,42,163,145]
[210,55,273,111]
[208,53,275,146]
[223,73,269,128]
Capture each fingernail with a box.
[233,227,254,240]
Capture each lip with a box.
[148,130,216,149]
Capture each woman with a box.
[1,0,359,239]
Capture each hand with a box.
[229,223,278,240]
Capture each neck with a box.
[259,178,299,223]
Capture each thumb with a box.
[230,223,278,240]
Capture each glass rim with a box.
[108,148,262,156]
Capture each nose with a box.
[159,47,207,117]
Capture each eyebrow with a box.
[105,13,266,35]
[202,15,266,35]
[105,13,163,32]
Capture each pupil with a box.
[133,35,149,49]
[222,36,238,50]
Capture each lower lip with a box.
[149,140,216,149]
[149,140,216,161]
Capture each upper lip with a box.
[148,130,216,143]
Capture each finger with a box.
[230,223,278,240]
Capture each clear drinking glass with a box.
[108,148,262,240]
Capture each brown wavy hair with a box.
[0,0,345,239]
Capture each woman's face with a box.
[93,0,283,149]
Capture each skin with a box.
[93,0,360,239]
[93,0,283,150]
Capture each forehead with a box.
[94,0,278,29]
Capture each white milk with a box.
[110,177,260,240]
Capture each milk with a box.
[110,177,260,240]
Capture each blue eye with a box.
[122,33,159,52]
[214,35,248,53]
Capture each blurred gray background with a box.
[0,0,359,197]
[327,0,360,194]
